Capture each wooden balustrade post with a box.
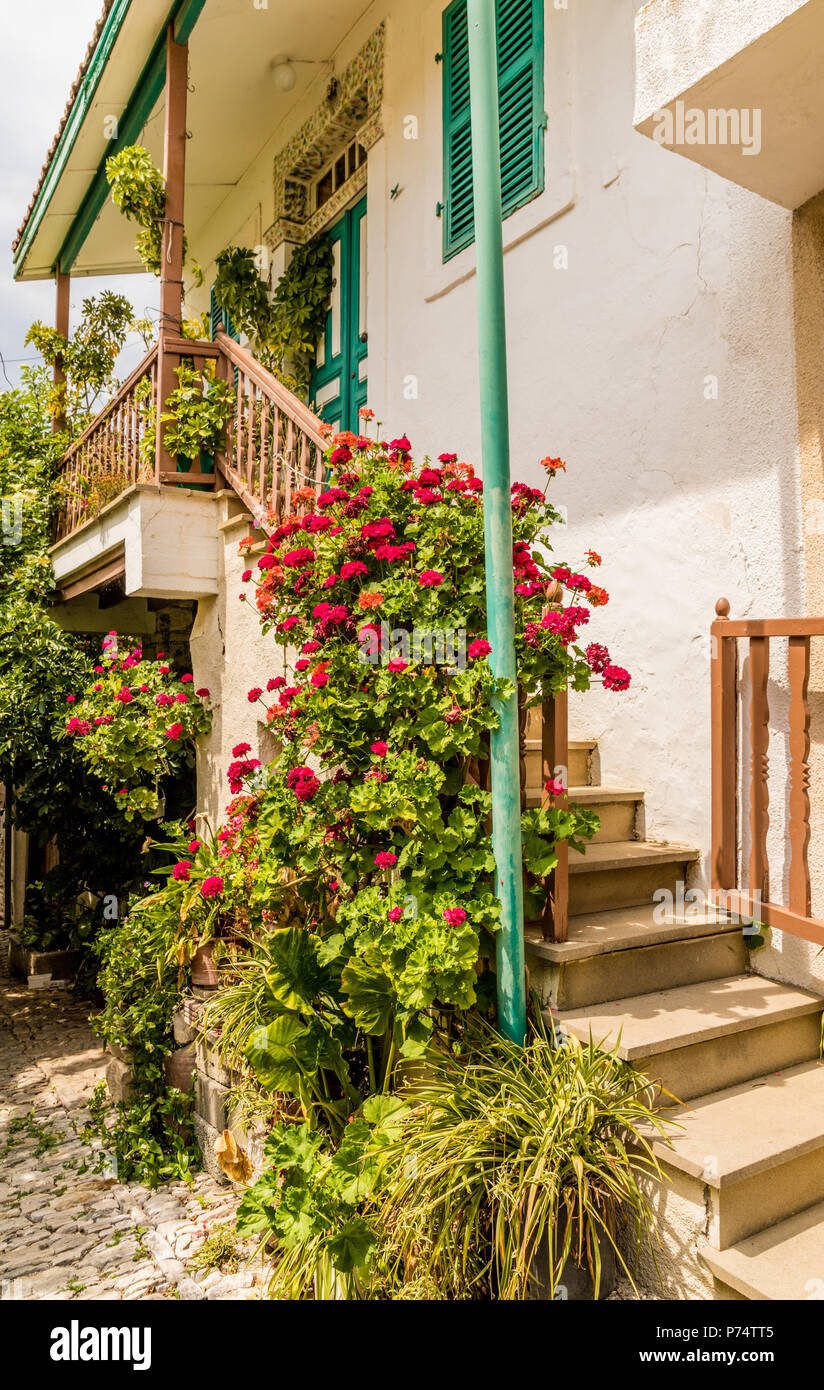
[542,682,569,942]
[711,597,738,894]
[53,266,70,434]
[749,634,771,906]
[154,24,189,482]
[788,634,812,916]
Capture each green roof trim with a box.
[14,0,208,278]
[13,0,133,276]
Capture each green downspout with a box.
[466,0,526,1045]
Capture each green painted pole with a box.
[466,0,526,1045]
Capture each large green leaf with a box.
[340,950,395,1035]
[326,1217,376,1274]
[264,926,326,1011]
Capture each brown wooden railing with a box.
[214,330,328,520]
[711,597,824,947]
[518,685,569,944]
[54,331,328,544]
[55,344,159,541]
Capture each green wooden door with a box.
[310,197,368,432]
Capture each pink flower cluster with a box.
[287,766,321,802]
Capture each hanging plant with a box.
[213,238,335,399]
[160,361,234,461]
[106,145,202,285]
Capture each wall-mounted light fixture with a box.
[271,55,334,94]
[272,57,297,92]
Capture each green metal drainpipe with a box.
[467,0,526,1045]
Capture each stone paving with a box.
[0,934,269,1302]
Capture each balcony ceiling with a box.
[15,0,371,281]
[635,0,824,210]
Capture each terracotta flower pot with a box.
[191,942,220,987]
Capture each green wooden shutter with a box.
[209,284,238,342]
[442,0,545,261]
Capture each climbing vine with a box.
[213,239,335,398]
[106,144,201,286]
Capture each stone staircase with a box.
[524,723,824,1301]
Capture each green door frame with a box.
[310,196,368,433]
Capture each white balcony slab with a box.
[50,484,220,601]
[635,0,824,209]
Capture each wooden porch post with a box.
[53,266,70,433]
[154,23,189,480]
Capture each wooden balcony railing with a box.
[55,344,159,541]
[214,329,328,519]
[53,331,328,544]
[711,598,824,947]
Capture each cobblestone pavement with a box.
[0,936,268,1302]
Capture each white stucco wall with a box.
[634,0,812,123]
[189,495,288,835]
[181,0,824,989]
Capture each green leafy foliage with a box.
[213,239,334,398]
[0,356,149,958]
[87,893,201,1187]
[26,291,135,430]
[160,361,234,461]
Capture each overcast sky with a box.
[0,0,154,389]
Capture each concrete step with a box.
[703,1199,824,1300]
[525,784,643,842]
[568,840,700,915]
[653,1061,824,1249]
[526,904,746,1009]
[523,738,595,788]
[560,974,823,1101]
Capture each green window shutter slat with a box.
[209,283,239,342]
[442,0,545,262]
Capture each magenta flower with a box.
[172,861,191,881]
[375,851,397,869]
[232,743,252,757]
[201,876,224,899]
[545,778,565,798]
[443,908,467,927]
[370,741,389,758]
[419,570,444,588]
[603,664,631,692]
[196,688,210,697]
[340,561,368,580]
[248,687,263,703]
[166,722,184,740]
[388,907,403,922]
[585,643,610,674]
[114,688,133,704]
[468,639,491,660]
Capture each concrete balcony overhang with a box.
[634,0,824,209]
[50,485,221,602]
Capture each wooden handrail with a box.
[215,330,328,449]
[542,684,569,941]
[711,597,824,947]
[60,344,158,462]
[213,328,328,526]
[53,329,330,544]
